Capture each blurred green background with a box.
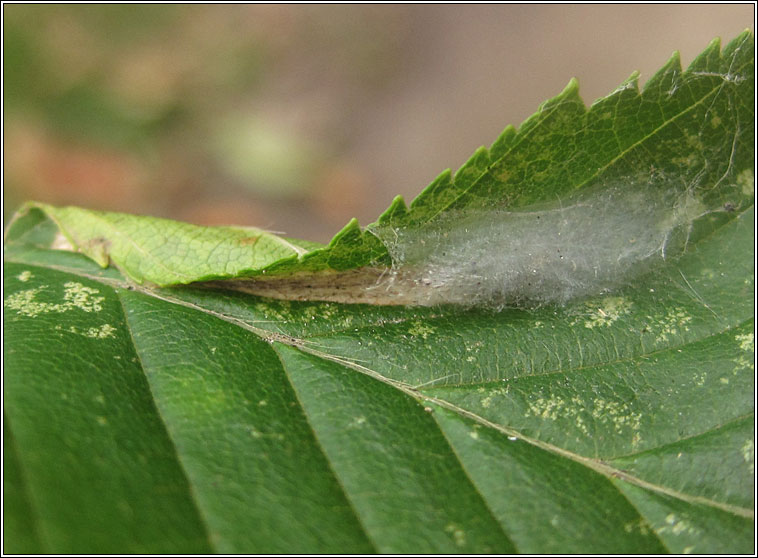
[3,5,754,242]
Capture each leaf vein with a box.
[114,290,217,552]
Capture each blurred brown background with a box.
[3,4,754,243]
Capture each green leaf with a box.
[4,33,754,553]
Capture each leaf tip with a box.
[624,70,641,88]
[376,195,408,225]
[327,217,363,248]
[550,77,582,106]
[641,48,683,94]
[668,49,683,69]
[562,76,580,96]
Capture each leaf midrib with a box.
[6,248,753,522]
[123,272,756,519]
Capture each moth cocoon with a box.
[368,179,714,309]
[205,175,728,309]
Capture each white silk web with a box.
[369,175,717,309]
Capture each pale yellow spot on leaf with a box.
[408,321,436,340]
[84,324,117,339]
[582,297,632,329]
[732,332,753,371]
[444,523,466,548]
[63,282,104,313]
[591,398,642,441]
[4,282,105,318]
[737,168,754,196]
[657,513,699,537]
[742,439,754,475]
[649,307,692,344]
[735,332,754,352]
[5,287,64,317]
